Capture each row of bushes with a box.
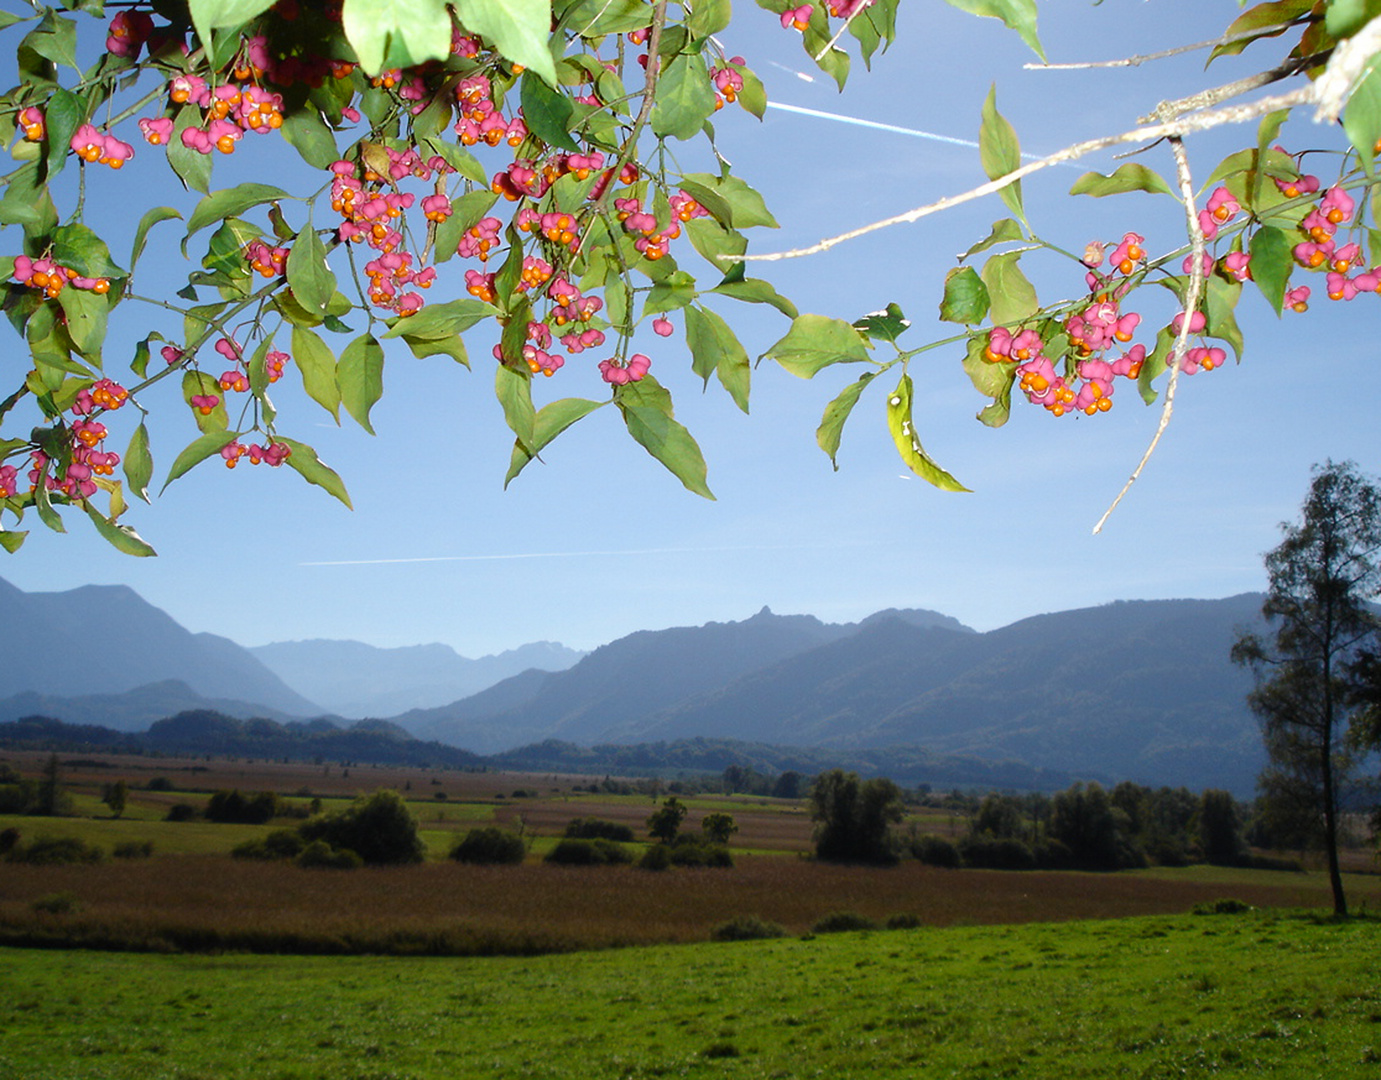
[709,910,922,942]
[1,834,155,865]
[450,828,733,870]
[908,831,1303,873]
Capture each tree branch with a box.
[725,87,1312,265]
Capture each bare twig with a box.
[1092,136,1206,535]
[814,0,874,62]
[727,87,1312,264]
[1140,51,1328,124]
[1026,16,1314,71]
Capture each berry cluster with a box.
[12,256,110,298]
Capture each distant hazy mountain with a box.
[0,679,321,732]
[399,605,969,753]
[0,577,321,718]
[406,597,1269,794]
[249,638,585,718]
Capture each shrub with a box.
[0,826,20,855]
[295,840,363,870]
[664,839,733,868]
[812,911,880,934]
[205,789,279,825]
[544,838,632,866]
[31,892,82,915]
[6,836,104,865]
[959,835,1037,871]
[563,817,635,842]
[232,829,304,861]
[637,843,672,871]
[298,790,424,866]
[164,803,197,822]
[449,827,526,865]
[112,840,154,859]
[711,915,787,942]
[146,777,175,791]
[886,913,923,930]
[909,833,961,868]
[1192,898,1254,916]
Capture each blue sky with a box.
[3,1,1379,657]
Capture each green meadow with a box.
[2,910,1378,1079]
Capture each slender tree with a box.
[1232,461,1381,916]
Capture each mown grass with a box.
[2,909,1378,1078]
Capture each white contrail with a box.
[765,101,1070,164]
[301,543,855,567]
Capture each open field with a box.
[3,910,1380,1079]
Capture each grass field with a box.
[2,909,1379,1079]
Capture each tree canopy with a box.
[1,1,1379,555]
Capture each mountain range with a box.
[0,575,1272,793]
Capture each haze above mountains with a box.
[0,575,1268,793]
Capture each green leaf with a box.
[558,0,650,36]
[0,529,26,553]
[338,333,384,434]
[421,137,489,186]
[505,397,606,486]
[130,207,182,272]
[291,325,341,421]
[453,0,558,85]
[1069,163,1175,198]
[280,108,340,169]
[42,86,84,180]
[1249,225,1293,315]
[709,277,798,319]
[801,5,850,90]
[1138,325,1178,404]
[167,105,212,194]
[646,270,698,314]
[616,377,714,499]
[1343,56,1381,174]
[943,0,1043,60]
[82,500,155,557]
[52,222,125,279]
[685,305,751,413]
[940,267,990,324]
[57,286,108,359]
[685,217,747,271]
[343,0,452,73]
[382,297,496,339]
[495,362,536,451]
[521,72,579,152]
[979,85,1024,223]
[687,0,731,35]
[763,315,872,378]
[277,437,352,509]
[816,371,877,470]
[181,370,229,433]
[980,251,1038,327]
[123,423,152,503]
[678,174,779,229]
[961,218,1024,259]
[853,302,911,342]
[403,333,470,366]
[1210,0,1313,62]
[1205,276,1244,363]
[961,334,1014,428]
[286,224,336,317]
[25,10,78,69]
[1325,0,1380,39]
[162,429,239,489]
[188,0,276,49]
[185,183,289,242]
[651,54,718,141]
[886,373,969,492]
